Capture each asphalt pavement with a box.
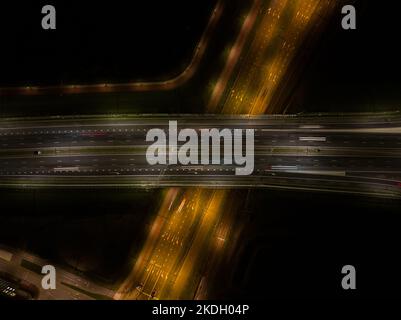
[1,113,401,198]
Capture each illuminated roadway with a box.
[1,113,401,199]
[0,1,224,97]
[0,0,369,301]
[209,0,337,114]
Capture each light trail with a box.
[116,189,226,300]
[117,0,338,300]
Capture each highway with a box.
[0,0,387,301]
[210,0,337,114]
[115,188,228,300]
[0,0,385,302]
[1,113,401,198]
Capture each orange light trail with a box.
[117,0,337,300]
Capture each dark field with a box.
[0,188,161,285]
[290,0,401,113]
[0,0,217,86]
[212,190,401,299]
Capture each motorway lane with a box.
[115,0,352,301]
[217,0,337,115]
[3,128,401,150]
[1,152,401,177]
[0,173,398,198]
[133,191,207,300]
[116,189,227,300]
[207,0,261,111]
[2,113,401,152]
[1,115,401,197]
[2,113,401,133]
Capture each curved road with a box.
[0,1,224,96]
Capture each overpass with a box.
[1,112,401,198]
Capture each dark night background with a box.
[0,0,216,86]
[0,0,401,300]
[287,0,401,113]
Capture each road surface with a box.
[1,113,401,198]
